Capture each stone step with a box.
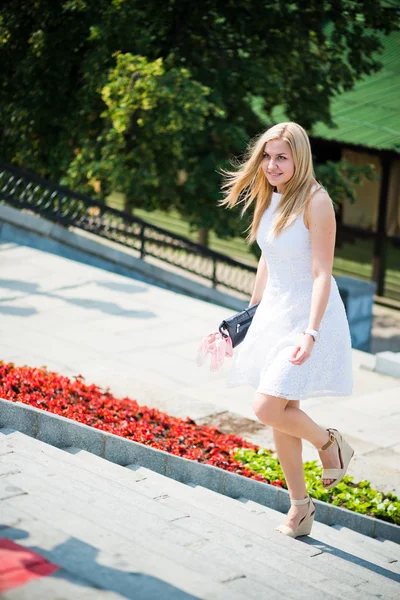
[67,448,319,556]
[3,454,356,599]
[66,445,400,594]
[1,430,320,559]
[307,521,399,572]
[1,432,346,600]
[0,437,377,600]
[376,538,400,561]
[1,566,124,600]
[0,513,125,600]
[189,484,400,594]
[1,465,285,600]
[0,503,242,600]
[239,498,399,566]
[2,429,399,599]
[331,525,400,563]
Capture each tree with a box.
[1,0,398,246]
[66,52,224,210]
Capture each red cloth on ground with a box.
[0,538,60,593]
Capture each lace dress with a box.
[225,187,353,401]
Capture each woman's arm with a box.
[307,191,336,331]
[248,253,268,307]
[289,191,336,365]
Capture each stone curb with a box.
[0,203,247,312]
[1,398,399,543]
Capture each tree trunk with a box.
[198,226,209,246]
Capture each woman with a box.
[219,122,354,538]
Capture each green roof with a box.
[256,30,400,154]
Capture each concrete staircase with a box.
[1,428,399,599]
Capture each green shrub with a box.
[234,447,400,525]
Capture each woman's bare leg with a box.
[253,393,341,486]
[272,405,306,499]
[272,401,309,530]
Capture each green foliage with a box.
[65,52,223,205]
[235,447,400,525]
[0,0,398,240]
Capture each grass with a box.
[106,193,400,301]
[333,238,400,300]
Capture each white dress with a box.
[225,186,353,401]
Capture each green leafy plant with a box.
[235,447,400,525]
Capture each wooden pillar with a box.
[372,153,392,296]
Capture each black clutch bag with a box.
[218,302,260,348]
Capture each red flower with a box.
[0,361,280,486]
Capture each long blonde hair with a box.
[218,122,325,244]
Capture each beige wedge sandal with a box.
[318,428,354,490]
[275,496,315,538]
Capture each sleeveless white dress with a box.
[225,187,353,401]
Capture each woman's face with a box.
[261,139,295,193]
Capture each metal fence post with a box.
[140,224,146,259]
[56,194,61,223]
[212,257,217,288]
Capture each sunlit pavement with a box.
[1,240,400,496]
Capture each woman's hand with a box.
[289,333,315,365]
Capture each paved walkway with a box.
[1,240,399,497]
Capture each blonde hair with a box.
[218,122,325,244]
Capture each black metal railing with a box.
[0,162,257,296]
[1,161,399,302]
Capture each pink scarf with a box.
[196,330,233,372]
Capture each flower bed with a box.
[235,448,400,526]
[0,361,398,525]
